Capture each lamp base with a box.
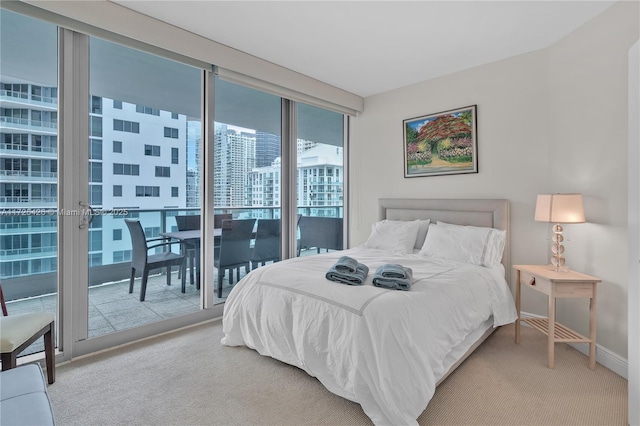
[546,263,570,272]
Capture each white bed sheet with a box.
[221,246,517,425]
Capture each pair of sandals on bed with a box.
[325,256,413,290]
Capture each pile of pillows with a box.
[362,219,506,267]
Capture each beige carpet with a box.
[47,320,627,426]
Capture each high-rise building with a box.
[255,131,280,168]
[1,81,59,278]
[213,124,256,208]
[1,81,189,277]
[249,140,342,217]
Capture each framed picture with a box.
[403,105,478,178]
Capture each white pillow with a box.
[419,222,506,266]
[363,220,422,254]
[414,219,432,250]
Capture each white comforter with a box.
[221,246,517,425]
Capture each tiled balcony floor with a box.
[5,249,324,357]
[4,269,236,355]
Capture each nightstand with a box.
[513,264,601,369]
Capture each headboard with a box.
[378,198,510,284]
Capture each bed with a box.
[221,199,517,425]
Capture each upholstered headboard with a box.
[378,198,510,284]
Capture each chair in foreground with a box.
[0,284,55,384]
[125,219,186,301]
[175,214,200,285]
[251,219,281,269]
[215,218,256,298]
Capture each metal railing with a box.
[0,89,57,105]
[0,205,343,300]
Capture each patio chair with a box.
[215,218,256,298]
[251,219,281,269]
[298,216,343,256]
[175,214,200,285]
[125,219,186,301]
[214,213,232,229]
[0,283,55,384]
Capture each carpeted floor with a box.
[47,320,627,426]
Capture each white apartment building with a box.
[250,142,343,218]
[1,81,189,276]
[1,82,59,278]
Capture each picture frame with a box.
[403,105,478,178]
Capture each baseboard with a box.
[520,311,628,379]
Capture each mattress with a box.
[221,246,517,425]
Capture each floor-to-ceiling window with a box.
[0,10,59,355]
[83,36,204,339]
[0,4,350,362]
[213,76,282,300]
[295,102,345,257]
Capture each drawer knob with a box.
[529,277,536,286]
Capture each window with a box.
[144,227,160,238]
[135,104,160,116]
[113,140,122,153]
[171,187,178,197]
[2,133,28,150]
[113,185,122,197]
[113,250,131,263]
[113,229,122,241]
[90,116,102,137]
[90,139,102,160]
[171,112,178,119]
[113,100,122,109]
[171,147,178,164]
[135,186,160,197]
[164,127,178,138]
[113,119,140,133]
[91,96,102,114]
[144,144,160,156]
[89,253,102,267]
[113,163,139,176]
[89,162,102,183]
[89,184,102,205]
[89,230,102,251]
[155,166,170,177]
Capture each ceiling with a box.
[110,1,615,98]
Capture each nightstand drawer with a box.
[520,271,551,295]
[555,283,594,298]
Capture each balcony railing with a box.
[0,116,58,132]
[0,170,57,180]
[0,90,57,107]
[0,143,58,155]
[0,205,343,301]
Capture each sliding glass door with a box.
[83,36,204,339]
[0,10,59,355]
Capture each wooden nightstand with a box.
[513,264,601,369]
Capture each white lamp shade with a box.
[534,193,585,223]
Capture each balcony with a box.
[0,143,57,158]
[0,116,57,134]
[1,206,342,354]
[0,90,58,111]
[0,170,57,182]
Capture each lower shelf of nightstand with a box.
[522,317,591,343]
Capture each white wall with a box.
[351,1,638,362]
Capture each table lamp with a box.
[534,193,585,271]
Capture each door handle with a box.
[79,201,95,229]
